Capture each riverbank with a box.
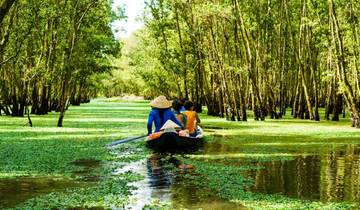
[1,99,359,209]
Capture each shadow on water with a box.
[0,159,100,209]
[120,153,245,209]
[71,159,102,182]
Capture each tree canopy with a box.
[2,0,360,129]
[121,0,360,128]
[0,0,123,126]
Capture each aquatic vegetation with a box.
[6,140,149,209]
[143,199,172,210]
[0,100,150,208]
[180,159,355,210]
[12,172,143,210]
[1,100,360,209]
[178,109,360,209]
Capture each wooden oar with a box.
[107,135,147,147]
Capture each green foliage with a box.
[101,29,180,99]
[0,0,123,120]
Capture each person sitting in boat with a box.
[180,98,188,113]
[147,96,182,137]
[172,99,187,128]
[183,101,201,137]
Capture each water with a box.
[116,153,245,209]
[3,142,360,209]
[0,159,100,209]
[244,146,360,202]
[71,159,102,182]
[201,141,360,203]
[119,142,360,209]
[0,177,86,209]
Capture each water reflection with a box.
[0,159,100,208]
[242,145,360,203]
[0,177,86,209]
[121,143,360,208]
[321,145,360,202]
[124,153,245,209]
[245,156,321,200]
[147,154,179,189]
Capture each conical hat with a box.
[160,120,181,130]
[150,95,172,109]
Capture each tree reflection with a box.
[247,145,360,202]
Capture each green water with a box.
[0,177,87,209]
[0,159,100,209]
[119,153,246,209]
[2,99,360,209]
[121,140,360,209]
[200,136,360,202]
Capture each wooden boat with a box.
[146,127,204,151]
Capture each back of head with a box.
[181,98,188,104]
[172,99,183,112]
[184,101,194,111]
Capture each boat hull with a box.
[146,131,204,151]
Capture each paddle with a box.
[107,134,147,147]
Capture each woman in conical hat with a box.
[147,96,182,135]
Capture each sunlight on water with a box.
[114,153,246,209]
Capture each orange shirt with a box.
[183,111,197,134]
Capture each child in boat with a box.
[180,98,188,113]
[183,101,201,137]
[172,99,190,137]
[172,99,187,128]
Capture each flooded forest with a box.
[1,0,360,209]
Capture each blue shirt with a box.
[147,108,181,135]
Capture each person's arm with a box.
[170,112,183,128]
[181,114,187,128]
[147,112,154,135]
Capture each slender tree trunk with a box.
[0,0,16,24]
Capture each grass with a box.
[1,99,359,209]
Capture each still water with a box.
[0,159,99,209]
[2,142,360,209]
[0,176,87,209]
[117,154,246,209]
[120,143,360,209]
[244,146,360,202]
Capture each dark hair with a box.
[181,98,188,104]
[184,101,194,111]
[172,99,183,112]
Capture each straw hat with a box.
[160,120,181,130]
[150,95,172,109]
